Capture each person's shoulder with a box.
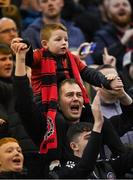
[23,17,43,32]
[0,78,13,90]
[0,171,28,179]
[62,19,84,33]
[28,17,42,26]
[94,23,116,36]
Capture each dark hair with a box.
[0,43,13,55]
[59,78,78,89]
[79,0,101,7]
[66,122,93,144]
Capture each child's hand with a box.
[11,37,30,55]
[103,48,116,67]
[110,76,123,90]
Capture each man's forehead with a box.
[0,53,12,57]
[39,0,63,4]
[0,20,16,29]
[78,131,91,140]
[109,0,130,5]
[61,83,82,92]
[0,18,14,25]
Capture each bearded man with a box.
[92,0,133,71]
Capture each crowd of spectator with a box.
[0,0,133,179]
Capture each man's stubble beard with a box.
[110,13,132,27]
[45,11,61,20]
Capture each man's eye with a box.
[77,93,82,97]
[66,93,73,97]
[0,58,6,61]
[41,0,48,3]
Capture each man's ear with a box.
[41,40,48,48]
[70,142,79,151]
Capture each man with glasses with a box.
[0,17,18,46]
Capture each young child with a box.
[11,23,123,154]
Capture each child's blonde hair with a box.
[40,23,67,41]
[0,137,19,147]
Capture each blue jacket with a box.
[22,17,85,50]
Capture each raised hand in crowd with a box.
[91,90,104,133]
[103,47,116,67]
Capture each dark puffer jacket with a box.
[0,77,37,153]
[92,23,133,70]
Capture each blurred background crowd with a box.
[0,0,133,179]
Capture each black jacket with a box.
[13,75,133,178]
[0,77,37,153]
[49,131,105,179]
[13,75,133,158]
[92,23,133,70]
[0,171,27,179]
[50,146,133,179]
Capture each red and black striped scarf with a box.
[32,48,90,154]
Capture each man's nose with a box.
[72,94,78,100]
[6,58,13,64]
[119,4,127,10]
[48,0,54,5]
